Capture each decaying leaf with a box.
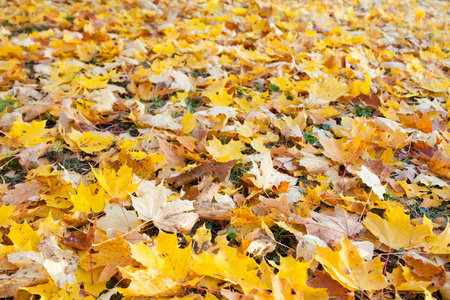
[2,180,44,205]
[131,181,198,232]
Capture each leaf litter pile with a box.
[0,0,450,299]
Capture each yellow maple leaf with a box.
[76,267,107,297]
[0,206,15,227]
[276,256,328,299]
[363,202,433,250]
[118,265,181,297]
[155,231,192,282]
[309,76,348,102]
[77,72,114,90]
[8,221,40,251]
[424,225,450,254]
[130,242,164,272]
[68,130,114,154]
[193,235,271,295]
[80,234,132,282]
[8,119,51,147]
[121,233,191,297]
[319,135,367,165]
[93,165,138,200]
[205,136,243,162]
[348,73,371,97]
[208,89,234,106]
[180,111,196,134]
[315,237,388,291]
[70,182,107,213]
[21,282,56,300]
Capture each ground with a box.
[0,0,450,299]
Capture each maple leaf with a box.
[319,135,367,165]
[192,236,271,295]
[87,88,118,113]
[363,202,434,250]
[93,164,138,200]
[0,254,49,298]
[428,149,450,179]
[309,76,348,102]
[206,135,243,162]
[276,256,328,299]
[80,234,132,282]
[10,235,79,288]
[315,237,388,292]
[2,179,44,205]
[424,225,450,254]
[1,0,450,297]
[304,205,363,242]
[17,142,49,170]
[131,181,198,232]
[268,272,304,300]
[244,221,276,257]
[119,232,191,297]
[97,203,141,234]
[67,129,114,154]
[8,119,51,147]
[7,221,40,251]
[355,165,386,199]
[0,206,15,227]
[180,111,196,134]
[69,181,107,214]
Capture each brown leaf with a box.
[63,221,97,251]
[196,202,234,220]
[401,111,433,133]
[0,277,48,298]
[403,252,446,287]
[18,142,49,170]
[411,141,438,160]
[167,160,237,188]
[80,234,133,282]
[244,223,276,257]
[428,150,450,179]
[252,195,291,218]
[2,179,44,205]
[304,205,362,242]
[195,182,221,204]
[350,90,381,109]
[307,270,351,299]
[157,138,186,170]
[0,112,22,130]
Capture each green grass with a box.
[191,70,205,78]
[0,94,16,112]
[353,104,374,117]
[230,161,252,187]
[186,98,202,113]
[268,83,280,92]
[0,154,26,185]
[304,131,318,144]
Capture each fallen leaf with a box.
[131,181,198,232]
[428,150,450,179]
[206,136,244,162]
[2,179,44,206]
[304,205,363,242]
[80,234,133,282]
[315,237,389,291]
[403,252,446,287]
[363,202,433,250]
[355,165,386,199]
